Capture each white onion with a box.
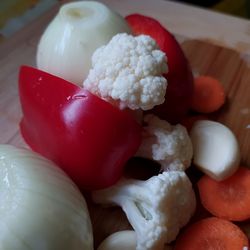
[37,1,131,85]
[0,144,93,250]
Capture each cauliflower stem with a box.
[92,171,196,250]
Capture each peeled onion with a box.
[190,120,240,180]
[0,144,93,250]
[37,1,131,85]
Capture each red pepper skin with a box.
[19,66,142,190]
[126,14,194,124]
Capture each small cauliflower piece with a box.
[136,114,193,171]
[83,33,168,110]
[92,171,196,250]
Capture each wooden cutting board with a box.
[1,0,250,248]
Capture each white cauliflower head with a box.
[92,171,196,250]
[83,33,168,110]
[136,114,193,171]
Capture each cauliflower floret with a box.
[136,114,193,171]
[92,171,196,250]
[83,33,168,110]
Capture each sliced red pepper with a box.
[126,14,194,124]
[19,66,141,190]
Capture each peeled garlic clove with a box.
[190,120,240,181]
[97,230,137,250]
[37,1,131,85]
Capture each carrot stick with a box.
[191,75,226,113]
[174,217,249,250]
[198,167,250,221]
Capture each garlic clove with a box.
[190,120,240,181]
[97,230,137,250]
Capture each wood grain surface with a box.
[1,0,250,248]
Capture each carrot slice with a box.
[198,167,250,221]
[174,217,249,250]
[191,75,225,113]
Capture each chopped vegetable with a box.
[191,75,226,113]
[0,144,93,250]
[19,66,141,190]
[198,167,250,221]
[174,217,249,250]
[136,114,193,171]
[97,231,137,250]
[97,231,174,250]
[83,33,168,110]
[92,171,196,250]
[126,14,194,123]
[190,120,240,181]
[37,1,131,85]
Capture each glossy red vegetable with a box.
[19,66,142,190]
[126,14,194,124]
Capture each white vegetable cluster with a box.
[83,33,168,110]
[93,171,196,250]
[136,114,193,171]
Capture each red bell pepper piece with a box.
[126,14,194,124]
[19,66,141,190]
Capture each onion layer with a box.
[37,1,131,85]
[0,144,93,250]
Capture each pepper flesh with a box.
[19,66,142,190]
[126,14,194,124]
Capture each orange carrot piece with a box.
[191,75,225,113]
[174,217,249,250]
[198,167,250,221]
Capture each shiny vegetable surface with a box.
[0,144,93,250]
[126,14,194,124]
[19,66,142,190]
[37,1,131,85]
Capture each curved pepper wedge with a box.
[126,14,194,124]
[19,66,142,190]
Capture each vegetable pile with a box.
[2,1,250,249]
